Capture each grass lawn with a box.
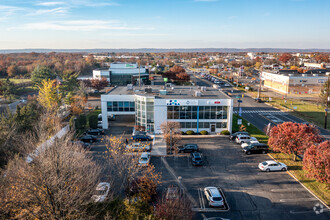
[270,152,330,206]
[4,78,32,84]
[232,114,269,144]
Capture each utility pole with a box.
[257,65,263,99]
[325,77,329,129]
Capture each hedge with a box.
[185,130,195,135]
[220,130,230,135]
[200,130,208,135]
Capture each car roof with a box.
[192,152,201,157]
[237,134,250,138]
[206,187,221,197]
[140,152,150,157]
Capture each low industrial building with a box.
[92,62,149,85]
[262,70,329,95]
[101,85,233,134]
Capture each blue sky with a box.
[0,0,329,49]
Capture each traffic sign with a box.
[163,78,168,82]
[237,119,242,125]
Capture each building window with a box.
[107,101,135,112]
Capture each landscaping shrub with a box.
[185,130,195,135]
[220,130,230,135]
[75,114,87,129]
[200,130,208,135]
[88,114,98,129]
[180,131,185,135]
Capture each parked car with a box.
[97,121,102,128]
[177,144,199,153]
[191,152,204,166]
[91,182,110,202]
[79,135,97,143]
[85,128,105,135]
[203,187,224,207]
[241,137,259,148]
[230,131,249,140]
[243,143,269,155]
[71,141,91,150]
[139,152,151,166]
[132,133,153,141]
[255,98,263,103]
[166,186,179,200]
[224,83,230,87]
[126,142,151,151]
[258,160,287,172]
[235,134,254,144]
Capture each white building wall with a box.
[93,70,110,80]
[154,99,167,134]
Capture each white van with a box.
[139,152,150,166]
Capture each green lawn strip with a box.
[4,78,32,84]
[232,114,269,144]
[270,152,330,206]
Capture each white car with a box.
[224,83,230,87]
[235,134,254,144]
[204,187,224,207]
[258,160,287,172]
[91,182,110,202]
[126,142,151,151]
[139,152,151,166]
[241,137,259,148]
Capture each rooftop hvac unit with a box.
[313,74,318,77]
[288,74,294,76]
[195,91,202,97]
[302,74,307,77]
[159,90,167,95]
[144,87,152,93]
[127,84,133,90]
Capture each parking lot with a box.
[84,116,329,220]
[152,136,329,220]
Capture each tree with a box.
[37,79,62,112]
[255,62,262,69]
[59,70,79,94]
[279,53,292,64]
[163,65,186,81]
[319,78,329,107]
[90,78,109,91]
[88,114,98,129]
[268,122,321,160]
[0,134,102,219]
[155,194,193,220]
[303,141,330,184]
[176,72,190,82]
[6,64,19,77]
[315,54,329,63]
[31,66,56,88]
[160,121,181,152]
[76,114,87,129]
[0,79,17,99]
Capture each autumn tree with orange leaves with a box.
[268,122,321,160]
[303,140,330,184]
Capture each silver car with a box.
[204,187,224,207]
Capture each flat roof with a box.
[106,85,231,99]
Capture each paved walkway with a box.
[150,135,167,156]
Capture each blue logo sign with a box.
[167,100,180,106]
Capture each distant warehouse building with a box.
[93,62,149,86]
[100,85,233,134]
[261,70,330,95]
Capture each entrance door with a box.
[210,124,216,132]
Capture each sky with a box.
[0,0,329,49]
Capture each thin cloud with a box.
[30,7,68,15]
[36,2,65,6]
[13,20,152,31]
[0,5,24,21]
[69,0,120,7]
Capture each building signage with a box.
[125,64,134,68]
[166,99,198,106]
[214,101,221,104]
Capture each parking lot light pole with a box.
[170,128,173,155]
[325,77,329,129]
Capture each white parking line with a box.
[271,188,306,192]
[280,198,318,202]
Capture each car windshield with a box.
[194,157,201,160]
[140,157,148,161]
[213,197,222,201]
[262,162,268,166]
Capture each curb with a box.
[267,153,330,210]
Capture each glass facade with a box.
[107,101,135,112]
[135,98,154,132]
[167,106,227,120]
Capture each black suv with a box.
[85,128,105,135]
[132,134,153,141]
[243,143,269,155]
[79,135,97,143]
[191,152,204,166]
[230,131,249,140]
[177,144,199,153]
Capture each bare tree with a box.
[155,194,193,220]
[160,121,182,153]
[0,132,102,219]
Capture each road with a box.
[187,70,330,138]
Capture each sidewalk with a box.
[150,135,167,156]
